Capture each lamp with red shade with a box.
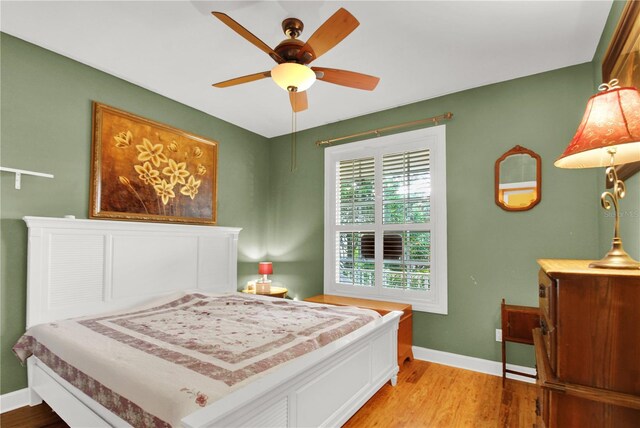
[257,262,273,293]
[555,80,640,269]
[258,262,273,281]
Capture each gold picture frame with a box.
[602,1,640,88]
[602,0,640,186]
[90,102,218,224]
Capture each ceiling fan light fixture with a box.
[271,63,316,92]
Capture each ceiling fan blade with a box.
[289,91,308,112]
[212,71,271,88]
[298,8,359,63]
[312,67,380,91]
[212,12,284,63]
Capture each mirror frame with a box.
[494,145,542,212]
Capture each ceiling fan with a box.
[211,8,380,113]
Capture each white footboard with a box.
[182,310,401,428]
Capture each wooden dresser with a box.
[304,294,413,368]
[533,259,640,428]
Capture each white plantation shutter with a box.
[338,158,375,225]
[336,231,375,287]
[382,150,430,224]
[382,231,430,291]
[380,150,432,290]
[335,157,375,286]
[325,126,447,314]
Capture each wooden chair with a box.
[501,298,540,385]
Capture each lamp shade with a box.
[555,85,640,169]
[271,63,316,92]
[258,262,273,275]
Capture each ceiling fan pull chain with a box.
[291,107,297,172]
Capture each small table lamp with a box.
[555,80,640,269]
[257,262,273,293]
[258,262,273,282]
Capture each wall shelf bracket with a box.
[0,167,54,190]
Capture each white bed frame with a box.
[23,216,401,427]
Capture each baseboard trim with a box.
[0,388,30,413]
[412,346,537,384]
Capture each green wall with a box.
[267,63,600,367]
[612,173,640,261]
[0,33,270,394]
[592,0,640,261]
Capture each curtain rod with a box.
[315,112,453,147]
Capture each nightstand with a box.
[242,286,288,298]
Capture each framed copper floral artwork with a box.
[90,102,218,224]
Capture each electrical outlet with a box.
[496,329,502,342]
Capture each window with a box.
[324,126,447,313]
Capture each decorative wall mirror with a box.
[495,145,541,211]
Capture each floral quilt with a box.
[13,292,379,427]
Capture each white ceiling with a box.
[1,1,612,138]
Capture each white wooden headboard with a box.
[23,216,241,328]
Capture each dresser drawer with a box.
[538,269,556,372]
[539,313,556,373]
[535,386,549,428]
[537,269,554,326]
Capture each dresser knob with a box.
[539,284,546,298]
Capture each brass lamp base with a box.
[589,238,640,269]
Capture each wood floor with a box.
[344,360,537,427]
[1,360,537,427]
[0,402,67,428]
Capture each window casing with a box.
[324,126,447,314]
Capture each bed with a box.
[17,216,401,427]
